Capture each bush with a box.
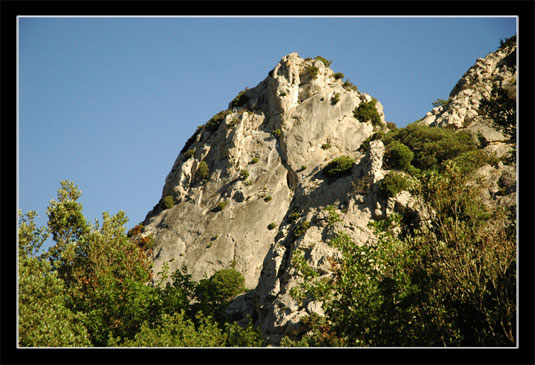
[264,195,272,202]
[206,110,231,132]
[163,195,175,209]
[342,79,358,92]
[386,121,397,130]
[230,89,249,108]
[185,148,196,159]
[272,129,282,138]
[267,222,277,230]
[353,100,381,127]
[314,56,332,67]
[293,221,311,238]
[305,65,319,79]
[384,141,414,171]
[333,72,344,80]
[196,161,210,181]
[331,93,340,105]
[323,156,355,179]
[214,200,229,212]
[379,172,411,198]
[432,98,450,108]
[321,143,331,150]
[250,157,259,164]
[498,34,516,50]
[239,169,250,180]
[382,124,478,171]
[205,269,245,303]
[448,149,492,174]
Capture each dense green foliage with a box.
[305,65,319,79]
[240,169,250,180]
[163,195,175,209]
[384,141,414,171]
[230,89,249,108]
[196,160,210,181]
[323,156,355,179]
[284,161,516,347]
[18,181,265,347]
[333,72,344,80]
[18,211,91,347]
[382,123,479,172]
[272,128,282,138]
[353,100,381,127]
[379,171,412,198]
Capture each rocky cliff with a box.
[142,43,516,344]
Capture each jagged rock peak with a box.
[141,52,388,292]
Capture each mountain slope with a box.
[142,42,516,345]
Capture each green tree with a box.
[64,210,157,346]
[287,161,516,347]
[379,171,411,199]
[46,180,88,273]
[432,98,450,108]
[196,160,210,181]
[111,310,264,347]
[163,195,175,209]
[18,211,91,347]
[195,269,245,322]
[203,269,245,304]
[19,181,266,347]
[384,140,414,171]
[353,100,381,127]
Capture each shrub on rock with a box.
[323,156,355,179]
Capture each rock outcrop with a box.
[142,43,516,345]
[419,41,516,157]
[143,53,387,291]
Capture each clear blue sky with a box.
[18,16,516,250]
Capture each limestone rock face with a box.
[143,53,386,291]
[419,43,516,156]
[142,44,516,345]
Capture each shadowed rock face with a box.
[143,45,516,345]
